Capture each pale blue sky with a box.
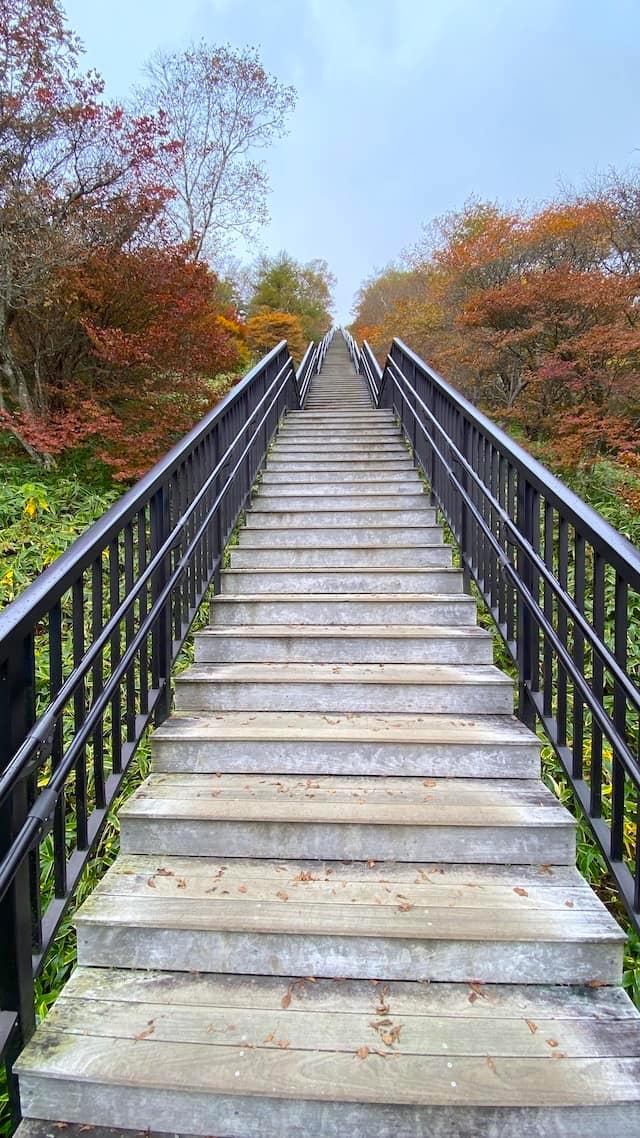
[63,0,640,322]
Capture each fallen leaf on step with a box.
[423,780,436,787]
[513,887,528,897]
[134,1023,155,1040]
[238,884,248,894]
[292,870,316,882]
[486,1056,496,1073]
[469,982,487,1001]
[146,877,157,888]
[397,902,414,912]
[281,986,293,1009]
[277,1039,290,1049]
[525,1019,538,1034]
[546,1038,559,1048]
[263,1032,275,1043]
[564,900,574,908]
[538,864,553,876]
[551,1051,567,1059]
[276,891,289,902]
[356,1046,370,1060]
[155,867,174,877]
[367,859,377,868]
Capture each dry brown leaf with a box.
[134,1024,155,1040]
[276,891,289,902]
[469,982,487,1000]
[277,1039,290,1049]
[586,980,608,987]
[468,991,478,1004]
[546,1038,559,1048]
[380,1025,402,1047]
[281,986,293,1010]
[564,900,574,908]
[146,877,157,888]
[513,887,528,897]
[356,1046,370,1060]
[551,1051,567,1059]
[367,859,377,868]
[263,1032,275,1043]
[423,780,437,787]
[538,864,553,875]
[176,878,187,888]
[397,902,414,912]
[155,868,174,877]
[525,1019,538,1034]
[238,885,248,894]
[486,1055,496,1073]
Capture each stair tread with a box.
[196,623,490,639]
[211,592,476,602]
[121,773,572,827]
[152,710,539,745]
[177,662,511,685]
[15,969,640,1108]
[75,856,623,941]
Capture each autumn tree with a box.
[351,189,640,471]
[245,311,306,364]
[137,44,296,261]
[0,0,176,464]
[249,252,335,341]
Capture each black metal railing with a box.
[348,330,640,932]
[296,328,334,407]
[0,340,300,1077]
[342,328,377,403]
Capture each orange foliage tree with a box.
[351,189,640,474]
[245,311,307,365]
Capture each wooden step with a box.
[74,856,624,984]
[151,711,542,778]
[119,773,575,864]
[209,593,478,626]
[173,661,514,714]
[194,624,491,664]
[228,544,453,567]
[237,525,443,547]
[219,567,463,594]
[15,970,640,1136]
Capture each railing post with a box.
[460,416,472,593]
[150,484,172,725]
[516,476,537,730]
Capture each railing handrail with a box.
[0,340,291,646]
[387,337,640,587]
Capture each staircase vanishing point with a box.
[15,335,640,1137]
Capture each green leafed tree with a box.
[249,252,335,342]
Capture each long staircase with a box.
[15,335,640,1136]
